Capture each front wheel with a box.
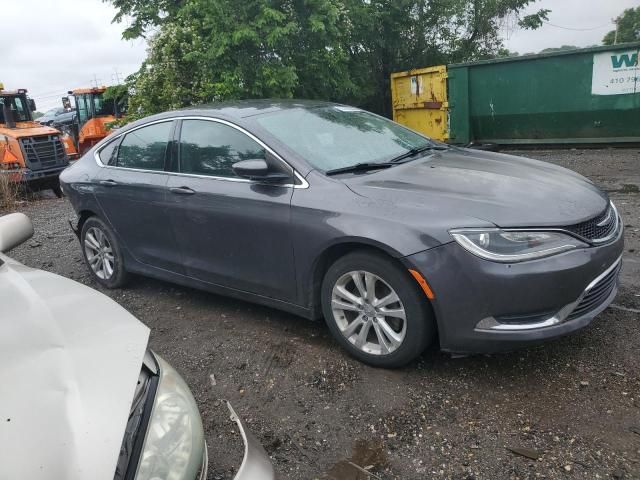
[80,216,128,288]
[321,251,436,368]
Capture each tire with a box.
[321,251,435,368]
[80,216,129,288]
[51,182,63,198]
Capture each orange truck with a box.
[61,86,120,157]
[0,84,69,196]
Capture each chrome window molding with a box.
[93,116,309,189]
[475,255,622,332]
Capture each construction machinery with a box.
[60,86,121,156]
[0,83,69,196]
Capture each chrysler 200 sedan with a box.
[0,213,275,479]
[60,100,624,367]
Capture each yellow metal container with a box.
[390,65,448,142]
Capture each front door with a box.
[166,118,297,302]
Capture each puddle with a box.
[323,438,389,479]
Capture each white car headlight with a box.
[450,229,588,263]
[135,355,206,480]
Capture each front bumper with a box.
[1,166,66,185]
[228,403,276,480]
[406,226,624,354]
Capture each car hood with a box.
[343,148,609,228]
[0,255,149,480]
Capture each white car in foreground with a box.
[0,213,275,480]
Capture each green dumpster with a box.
[448,42,640,145]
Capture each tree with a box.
[107,0,549,117]
[603,7,640,45]
[539,45,579,54]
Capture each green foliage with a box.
[518,8,549,29]
[105,0,185,39]
[31,111,44,119]
[108,0,548,116]
[603,7,640,45]
[539,45,579,54]
[494,48,519,58]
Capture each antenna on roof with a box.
[90,74,102,88]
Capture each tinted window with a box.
[179,120,265,177]
[254,106,433,171]
[117,122,172,170]
[99,139,119,165]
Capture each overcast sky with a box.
[3,0,146,112]
[3,0,637,112]
[503,0,638,54]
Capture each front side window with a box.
[179,120,265,178]
[254,106,434,171]
[117,122,172,170]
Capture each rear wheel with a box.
[321,251,435,368]
[81,216,128,288]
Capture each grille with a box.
[564,204,618,243]
[19,135,67,171]
[568,261,621,320]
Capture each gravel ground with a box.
[5,148,640,479]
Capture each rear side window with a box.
[98,139,119,165]
[179,120,265,178]
[117,122,172,170]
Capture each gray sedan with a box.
[60,100,624,367]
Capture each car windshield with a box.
[0,95,31,123]
[254,106,434,171]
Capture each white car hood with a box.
[0,255,150,480]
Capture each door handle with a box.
[170,186,196,195]
[99,179,118,187]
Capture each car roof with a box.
[185,98,339,118]
[130,99,342,128]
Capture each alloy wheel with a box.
[84,226,115,280]
[331,270,407,355]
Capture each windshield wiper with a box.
[325,162,395,176]
[389,144,450,164]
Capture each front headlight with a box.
[450,229,588,263]
[136,355,206,480]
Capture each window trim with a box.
[112,119,174,172]
[94,116,309,189]
[176,118,272,180]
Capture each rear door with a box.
[93,120,184,273]
[165,118,297,302]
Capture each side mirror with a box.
[0,213,34,253]
[62,96,72,111]
[28,98,36,112]
[232,159,291,183]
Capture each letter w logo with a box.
[611,53,639,68]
